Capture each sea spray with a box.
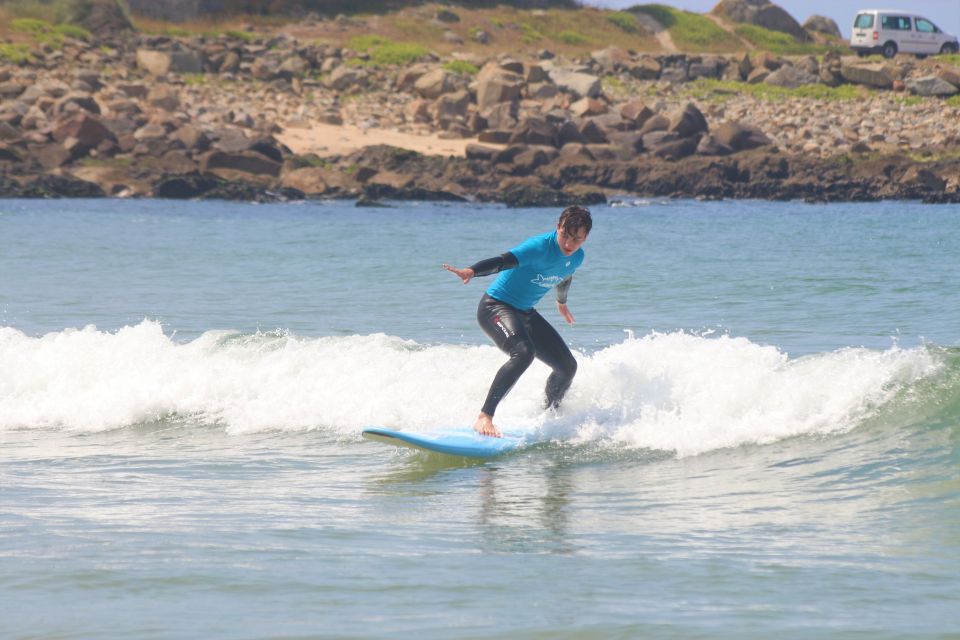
[0,321,944,456]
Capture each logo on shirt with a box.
[531,274,564,289]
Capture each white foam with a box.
[0,321,942,455]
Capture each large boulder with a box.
[840,62,894,88]
[667,103,708,138]
[714,121,772,151]
[200,150,282,179]
[546,67,602,99]
[712,0,810,42]
[415,68,455,100]
[51,113,116,150]
[508,117,558,147]
[590,46,632,74]
[803,15,842,39]
[327,66,368,92]
[280,166,331,195]
[475,63,523,110]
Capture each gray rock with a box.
[713,0,810,42]
[629,56,662,80]
[415,68,455,100]
[547,68,601,99]
[328,66,368,92]
[476,63,523,110]
[803,15,842,39]
[905,76,958,97]
[714,121,772,151]
[667,103,708,138]
[764,65,819,88]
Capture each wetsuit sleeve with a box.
[555,276,572,304]
[469,252,519,277]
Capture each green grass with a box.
[940,54,960,66]
[689,78,871,102]
[443,60,479,75]
[1,0,73,23]
[734,24,826,56]
[630,4,741,52]
[224,29,257,42]
[9,17,87,49]
[347,35,391,52]
[606,11,641,34]
[0,43,34,63]
[346,35,428,66]
[947,94,960,108]
[519,22,544,44]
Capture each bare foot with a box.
[474,412,502,438]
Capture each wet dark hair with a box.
[558,205,592,236]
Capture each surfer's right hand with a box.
[443,264,474,285]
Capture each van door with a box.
[880,14,915,54]
[913,17,942,55]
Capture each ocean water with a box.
[1,198,958,639]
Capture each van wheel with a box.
[941,43,959,55]
[882,42,898,58]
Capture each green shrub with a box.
[10,17,51,36]
[443,60,479,75]
[54,24,91,41]
[607,11,641,34]
[345,36,428,66]
[370,42,428,66]
[556,30,588,45]
[0,43,34,63]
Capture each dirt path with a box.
[632,12,678,54]
[705,13,755,50]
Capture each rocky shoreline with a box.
[2,26,960,205]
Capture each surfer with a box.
[443,205,592,437]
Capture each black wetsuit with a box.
[471,252,577,417]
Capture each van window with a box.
[915,18,937,33]
[854,13,874,29]
[881,15,912,31]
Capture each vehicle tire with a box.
[941,43,959,55]
[916,54,927,60]
[857,51,868,58]
[882,41,898,58]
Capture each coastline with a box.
[2,18,959,204]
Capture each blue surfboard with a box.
[362,427,524,458]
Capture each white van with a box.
[850,10,959,58]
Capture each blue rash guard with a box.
[485,231,584,311]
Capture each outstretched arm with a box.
[443,252,518,285]
[556,276,575,325]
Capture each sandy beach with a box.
[278,122,480,158]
